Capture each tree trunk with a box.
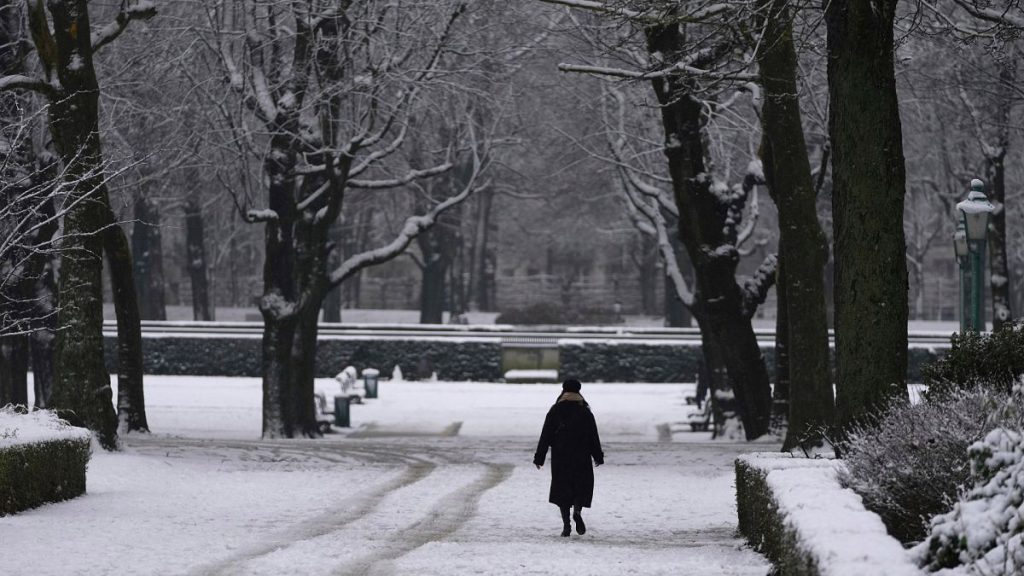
[473,188,495,311]
[291,299,323,437]
[757,0,834,450]
[261,312,296,438]
[131,197,166,321]
[645,20,773,439]
[184,193,214,321]
[322,286,342,323]
[419,245,447,324]
[104,219,149,434]
[47,1,119,450]
[29,324,55,408]
[773,256,790,424]
[826,0,909,428]
[0,334,29,405]
[638,234,658,315]
[987,62,1013,331]
[29,197,59,409]
[663,221,693,327]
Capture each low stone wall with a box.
[735,453,922,576]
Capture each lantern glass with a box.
[956,184,995,243]
[961,209,989,242]
[954,227,968,259]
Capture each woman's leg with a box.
[560,506,571,537]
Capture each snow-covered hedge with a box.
[839,389,1017,544]
[736,453,922,576]
[914,428,1024,574]
[101,335,503,380]
[558,340,708,382]
[95,334,940,382]
[0,407,92,516]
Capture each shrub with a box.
[0,408,92,515]
[914,427,1024,574]
[495,303,622,325]
[921,320,1024,398]
[838,388,1024,544]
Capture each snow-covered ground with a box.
[4,376,773,575]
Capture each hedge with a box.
[98,335,942,383]
[735,454,921,576]
[1,437,91,516]
[102,336,503,381]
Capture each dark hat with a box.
[562,379,582,393]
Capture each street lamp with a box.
[954,179,995,332]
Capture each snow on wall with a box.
[736,454,923,576]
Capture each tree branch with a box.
[347,162,453,189]
[91,1,158,54]
[0,74,57,97]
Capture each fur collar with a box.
[558,392,585,403]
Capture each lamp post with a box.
[955,179,995,332]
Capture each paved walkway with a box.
[127,433,773,576]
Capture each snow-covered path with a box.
[2,378,772,575]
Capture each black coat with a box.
[533,397,604,508]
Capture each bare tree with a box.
[0,1,155,447]
[201,0,489,437]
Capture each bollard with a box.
[363,368,380,399]
[334,395,350,427]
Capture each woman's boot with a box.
[560,506,571,537]
[573,505,586,535]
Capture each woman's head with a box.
[562,379,582,393]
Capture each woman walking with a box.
[534,379,604,537]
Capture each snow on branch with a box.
[245,209,279,223]
[741,253,778,319]
[540,0,732,23]
[558,63,758,82]
[328,178,484,287]
[328,122,487,287]
[347,162,454,189]
[0,75,57,98]
[540,0,651,20]
[949,0,1024,28]
[91,1,157,54]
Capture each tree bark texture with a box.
[645,22,773,440]
[987,62,1013,331]
[757,0,834,449]
[0,334,29,406]
[46,0,120,449]
[184,193,214,321]
[773,255,790,422]
[131,197,167,321]
[826,0,910,428]
[473,188,495,311]
[417,210,459,324]
[104,218,149,434]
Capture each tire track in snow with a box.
[187,463,436,576]
[332,463,514,576]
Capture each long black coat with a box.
[533,397,604,508]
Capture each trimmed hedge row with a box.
[558,342,712,383]
[1,437,91,516]
[102,336,503,381]
[735,454,921,576]
[99,335,943,383]
[561,342,941,383]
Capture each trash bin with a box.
[363,368,380,399]
[334,395,350,427]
